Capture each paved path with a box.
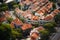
[50,26,60,40]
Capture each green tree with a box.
[0,23,11,40]
[39,30,49,40]
[53,3,56,10]
[43,23,56,33]
[35,23,39,27]
[0,23,23,40]
[0,3,8,11]
[49,21,57,27]
[11,29,20,40]
[7,17,13,23]
[54,13,60,24]
[11,1,19,9]
[19,17,25,23]
[11,28,23,40]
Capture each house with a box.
[31,16,39,20]
[30,26,44,35]
[50,9,60,17]
[28,0,48,11]
[44,9,60,21]
[30,26,44,40]
[53,9,60,14]
[0,11,11,22]
[21,23,32,30]
[20,10,33,19]
[10,18,23,28]
[0,16,6,22]
[24,0,32,5]
[4,11,11,18]
[44,15,53,21]
[36,2,53,16]
[15,7,24,14]
[37,9,44,15]
[46,2,53,10]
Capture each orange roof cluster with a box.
[10,18,32,30]
[51,9,60,16]
[29,0,48,11]
[15,0,59,21]
[37,2,53,14]
[44,9,60,20]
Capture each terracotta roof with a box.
[37,10,44,15]
[33,6,40,11]
[46,2,53,9]
[31,16,39,20]
[24,0,31,5]
[31,32,39,39]
[4,11,11,18]
[10,18,23,28]
[44,15,53,20]
[37,2,53,15]
[21,23,32,30]
[32,0,36,3]
[50,13,56,17]
[50,9,60,17]
[39,0,45,3]
[41,8,46,13]
[25,10,32,14]
[53,9,60,14]
[37,26,45,31]
[0,17,6,22]
[44,9,60,21]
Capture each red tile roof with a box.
[44,15,53,20]
[21,23,32,30]
[37,26,45,31]
[53,9,60,14]
[50,9,60,17]
[31,16,39,20]
[31,32,39,39]
[0,17,6,22]
[4,11,11,18]
[37,2,53,15]
[10,18,23,28]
